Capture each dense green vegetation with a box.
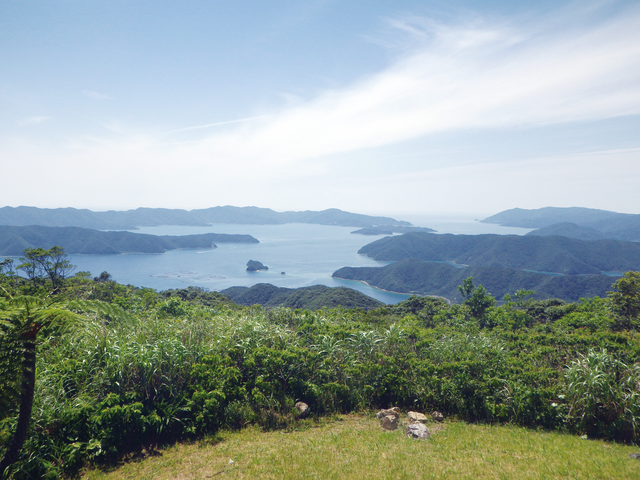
[358,232,640,275]
[220,283,384,310]
[0,206,410,231]
[1,248,640,479]
[333,259,616,302]
[482,206,640,241]
[0,226,258,255]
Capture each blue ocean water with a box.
[1,216,532,305]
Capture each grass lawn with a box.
[82,415,640,479]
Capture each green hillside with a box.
[221,283,384,310]
[357,232,640,275]
[333,259,616,302]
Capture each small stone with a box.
[406,422,430,440]
[432,411,444,422]
[381,415,398,431]
[628,453,640,459]
[295,401,309,418]
[376,407,400,420]
[408,411,428,423]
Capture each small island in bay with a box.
[246,260,269,271]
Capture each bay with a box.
[1,215,532,305]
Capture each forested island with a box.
[0,225,258,255]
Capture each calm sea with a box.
[2,215,531,304]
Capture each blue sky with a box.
[1,0,639,216]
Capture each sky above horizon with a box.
[1,0,639,217]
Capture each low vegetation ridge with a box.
[333,260,616,302]
[0,206,411,230]
[0,225,258,255]
[525,222,609,241]
[481,206,640,241]
[220,283,384,310]
[358,232,640,275]
[1,247,640,478]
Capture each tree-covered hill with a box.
[220,283,384,310]
[357,232,640,275]
[0,225,258,255]
[333,259,616,302]
[524,222,609,241]
[0,206,411,230]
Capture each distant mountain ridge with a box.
[481,207,640,241]
[0,206,411,230]
[0,225,258,255]
[357,232,640,275]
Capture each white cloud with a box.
[188,3,640,168]
[16,116,50,127]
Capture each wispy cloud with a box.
[189,3,640,167]
[16,116,50,127]
[164,115,268,134]
[82,90,111,100]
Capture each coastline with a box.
[332,276,452,305]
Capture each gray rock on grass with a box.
[432,411,444,422]
[381,415,398,431]
[406,422,430,440]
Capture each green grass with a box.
[82,415,640,480]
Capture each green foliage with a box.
[565,349,640,441]
[608,271,640,329]
[1,272,640,478]
[17,246,74,289]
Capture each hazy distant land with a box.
[0,205,411,230]
[0,225,258,255]
[482,206,640,241]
